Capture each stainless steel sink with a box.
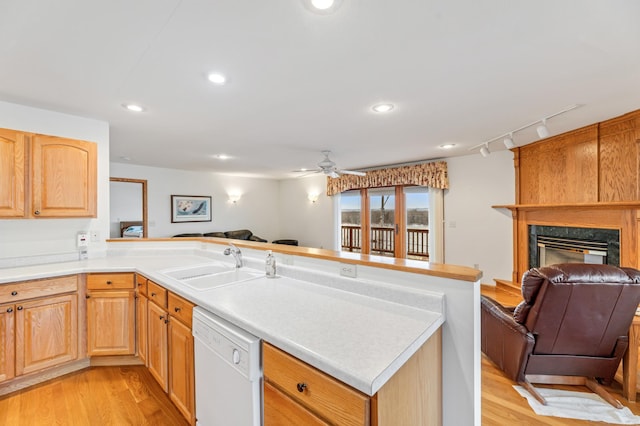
[161,263,262,290]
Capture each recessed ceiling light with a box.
[215,154,231,160]
[372,103,395,113]
[208,73,227,85]
[311,0,334,9]
[439,144,456,149]
[123,103,145,112]
[303,0,342,14]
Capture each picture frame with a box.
[171,195,212,223]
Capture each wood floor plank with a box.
[0,366,188,426]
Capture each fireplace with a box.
[528,225,620,268]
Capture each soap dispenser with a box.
[265,250,276,278]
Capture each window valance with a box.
[326,161,449,196]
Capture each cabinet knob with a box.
[17,306,23,311]
[296,383,307,393]
[6,308,13,313]
[151,292,156,297]
[174,307,181,312]
[34,210,40,215]
[106,281,112,285]
[11,291,18,296]
[137,282,143,287]
[86,295,91,299]
[159,315,165,320]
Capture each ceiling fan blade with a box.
[295,169,323,178]
[337,169,366,176]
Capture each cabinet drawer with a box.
[147,280,168,308]
[135,274,148,296]
[87,273,134,290]
[168,292,194,328]
[263,343,370,426]
[264,381,329,426]
[0,275,78,304]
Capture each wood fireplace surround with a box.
[494,109,640,285]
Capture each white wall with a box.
[110,163,281,241]
[444,150,514,284]
[0,101,110,261]
[277,175,334,249]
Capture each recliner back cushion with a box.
[522,264,640,357]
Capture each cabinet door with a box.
[264,381,329,426]
[0,303,16,383]
[0,128,26,217]
[148,301,168,392]
[169,317,195,424]
[30,134,97,217]
[87,290,135,356]
[136,294,148,365]
[15,294,78,375]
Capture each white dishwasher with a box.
[192,307,262,426]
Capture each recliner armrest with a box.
[481,295,535,382]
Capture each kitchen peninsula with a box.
[0,238,481,425]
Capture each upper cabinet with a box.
[0,128,26,217]
[0,128,97,218]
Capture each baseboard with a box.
[90,355,144,366]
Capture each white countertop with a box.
[0,253,444,396]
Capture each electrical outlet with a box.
[339,263,357,278]
[77,231,89,248]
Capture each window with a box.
[339,186,440,261]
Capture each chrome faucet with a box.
[224,243,243,268]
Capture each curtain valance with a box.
[326,161,448,196]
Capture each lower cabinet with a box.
[0,275,79,384]
[86,273,135,356]
[147,298,169,391]
[264,328,443,426]
[144,278,196,425]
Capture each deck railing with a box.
[341,225,429,259]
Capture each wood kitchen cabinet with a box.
[0,275,78,384]
[264,328,442,426]
[0,128,26,217]
[145,279,195,424]
[86,273,135,356]
[135,274,149,365]
[0,127,97,219]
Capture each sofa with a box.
[172,229,267,242]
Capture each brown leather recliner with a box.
[481,263,640,407]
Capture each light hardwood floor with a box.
[481,285,640,425]
[0,366,189,426]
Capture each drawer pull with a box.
[297,382,307,393]
[34,210,40,215]
[6,307,13,313]
[17,306,23,311]
[106,281,112,285]
[159,315,165,320]
[151,292,156,297]
[11,291,18,296]
[174,307,181,312]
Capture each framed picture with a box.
[171,195,212,223]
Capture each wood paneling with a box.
[506,109,640,283]
[599,111,640,201]
[517,125,598,204]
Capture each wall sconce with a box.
[469,104,581,157]
[228,193,242,204]
[308,193,319,203]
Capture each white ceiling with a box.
[2,0,639,179]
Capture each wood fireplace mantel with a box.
[499,109,640,285]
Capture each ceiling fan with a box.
[294,151,366,178]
